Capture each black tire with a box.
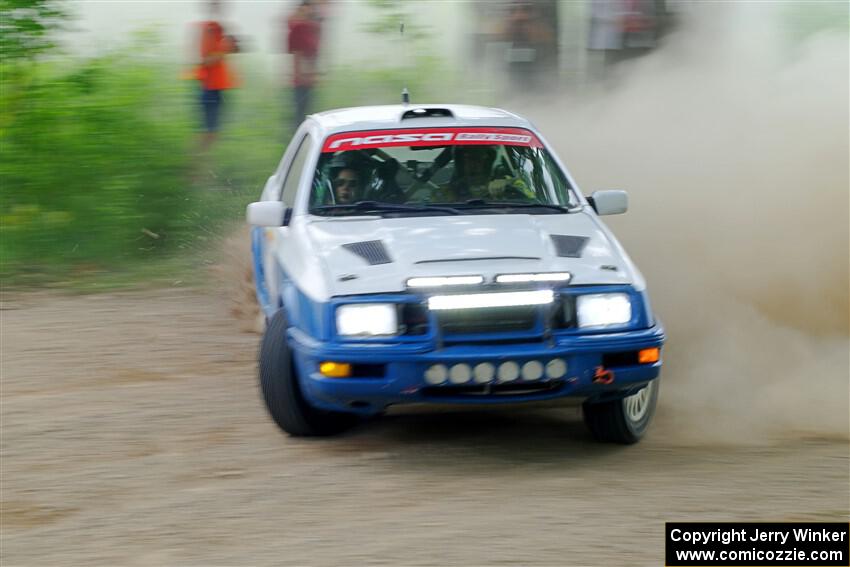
[582,379,659,444]
[259,311,357,436]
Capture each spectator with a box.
[500,1,555,92]
[195,0,238,154]
[588,0,657,71]
[286,0,322,130]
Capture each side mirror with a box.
[589,190,628,215]
[246,201,291,227]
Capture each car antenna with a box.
[400,21,410,105]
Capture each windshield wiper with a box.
[312,201,461,215]
[461,199,570,213]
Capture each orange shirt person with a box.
[196,0,238,149]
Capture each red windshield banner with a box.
[321,127,542,152]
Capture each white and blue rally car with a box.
[247,104,664,443]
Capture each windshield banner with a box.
[321,127,543,152]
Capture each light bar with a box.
[495,272,572,284]
[428,290,554,311]
[407,275,484,288]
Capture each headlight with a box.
[336,303,398,336]
[576,293,632,328]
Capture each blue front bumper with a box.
[288,324,665,415]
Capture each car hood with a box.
[305,212,641,297]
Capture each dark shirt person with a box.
[500,1,553,91]
[287,0,321,130]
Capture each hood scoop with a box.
[551,235,589,258]
[342,240,393,265]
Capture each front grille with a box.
[400,303,429,336]
[554,295,577,329]
[437,305,538,336]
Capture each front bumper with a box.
[288,324,665,414]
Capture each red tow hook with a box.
[593,366,615,385]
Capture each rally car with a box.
[247,104,664,443]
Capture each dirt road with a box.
[1,288,847,566]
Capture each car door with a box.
[261,132,316,310]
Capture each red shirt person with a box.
[287,0,321,129]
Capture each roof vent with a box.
[401,107,454,120]
[550,235,589,258]
[342,240,393,265]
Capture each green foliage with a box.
[0,51,196,280]
[0,32,463,286]
[779,1,849,43]
[0,0,68,61]
[362,0,430,41]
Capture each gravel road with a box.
[2,288,847,566]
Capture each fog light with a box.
[319,361,352,378]
[522,360,544,381]
[545,359,567,379]
[424,364,448,385]
[449,363,472,384]
[497,361,520,383]
[473,362,495,383]
[638,347,660,364]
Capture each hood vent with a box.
[342,240,393,265]
[551,235,589,258]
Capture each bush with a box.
[0,37,463,285]
[1,53,195,280]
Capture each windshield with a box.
[309,127,577,216]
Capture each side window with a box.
[280,134,314,206]
[542,150,574,206]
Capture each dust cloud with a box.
[522,4,849,443]
[221,4,848,445]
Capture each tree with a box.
[0,0,68,62]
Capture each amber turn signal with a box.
[319,361,352,378]
[637,347,660,364]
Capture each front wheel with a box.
[582,379,659,444]
[259,311,357,436]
